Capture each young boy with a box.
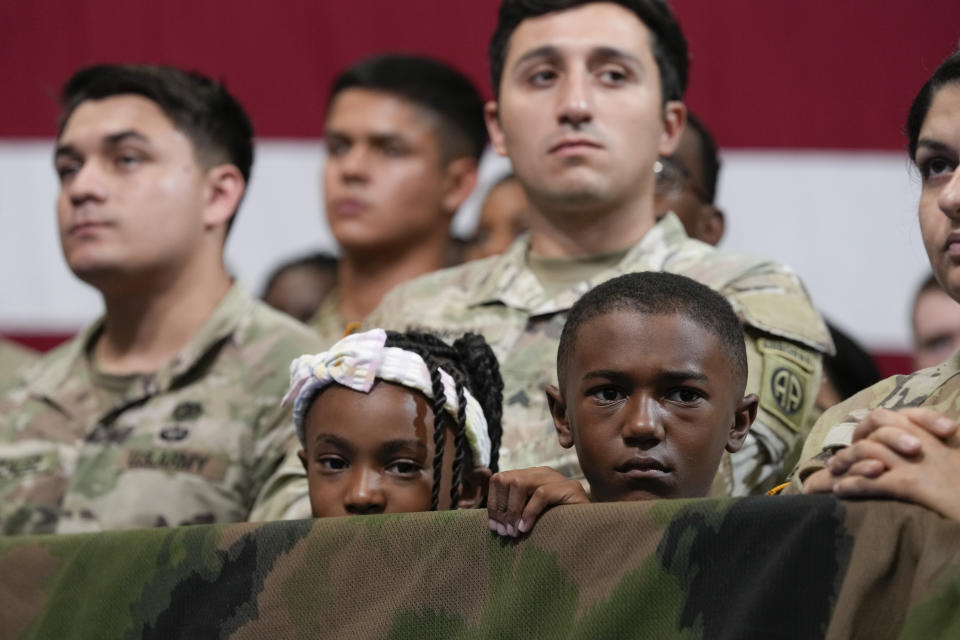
[488,272,758,537]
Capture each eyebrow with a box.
[54,130,150,159]
[512,45,643,70]
[916,139,956,155]
[325,130,409,145]
[657,370,709,384]
[589,46,643,68]
[582,369,709,383]
[379,439,428,458]
[313,433,354,454]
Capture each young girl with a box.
[285,328,503,516]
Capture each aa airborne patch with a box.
[757,337,817,439]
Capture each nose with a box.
[556,70,593,129]
[620,394,665,447]
[343,466,386,515]
[335,145,370,185]
[939,168,960,220]
[66,159,108,207]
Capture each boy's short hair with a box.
[557,272,746,387]
[488,0,688,102]
[60,64,254,184]
[329,54,487,162]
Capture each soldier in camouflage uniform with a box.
[0,65,321,535]
[367,1,831,498]
[307,55,488,348]
[791,51,960,521]
[0,338,37,394]
[252,1,832,519]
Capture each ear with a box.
[202,164,245,232]
[546,384,574,449]
[440,156,479,215]
[700,205,725,247]
[484,101,508,157]
[297,448,308,472]
[457,466,492,509]
[658,100,686,157]
[726,393,758,453]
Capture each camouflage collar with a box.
[465,214,682,315]
[307,286,349,343]
[27,282,253,403]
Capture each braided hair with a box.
[383,331,504,511]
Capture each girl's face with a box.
[299,380,483,517]
[918,84,960,300]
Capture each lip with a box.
[615,455,672,480]
[68,220,111,237]
[331,197,370,217]
[548,137,603,155]
[945,232,960,259]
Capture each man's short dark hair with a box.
[329,54,487,162]
[59,64,254,184]
[557,272,746,388]
[488,0,688,102]
[684,111,721,204]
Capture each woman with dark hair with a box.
[794,50,960,520]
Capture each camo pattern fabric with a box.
[0,284,323,536]
[2,496,958,639]
[791,348,960,490]
[0,339,37,394]
[308,287,355,350]
[364,213,833,496]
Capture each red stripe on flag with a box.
[2,1,958,148]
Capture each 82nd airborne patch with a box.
[757,338,817,439]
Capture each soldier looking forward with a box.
[0,65,321,535]
[362,0,832,498]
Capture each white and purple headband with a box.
[283,328,491,468]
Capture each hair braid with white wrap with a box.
[383,331,502,510]
[285,328,503,512]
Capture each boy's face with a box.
[323,88,468,253]
[485,2,684,218]
[299,380,484,517]
[547,310,755,501]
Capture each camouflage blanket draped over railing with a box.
[1,495,959,639]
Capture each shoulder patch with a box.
[757,338,817,435]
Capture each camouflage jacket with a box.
[791,349,960,489]
[307,286,353,349]
[0,339,37,394]
[0,283,322,535]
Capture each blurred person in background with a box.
[463,173,530,261]
[262,252,338,324]
[911,273,960,370]
[654,111,724,246]
[814,321,882,419]
[309,54,487,347]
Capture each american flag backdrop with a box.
[2,0,959,369]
